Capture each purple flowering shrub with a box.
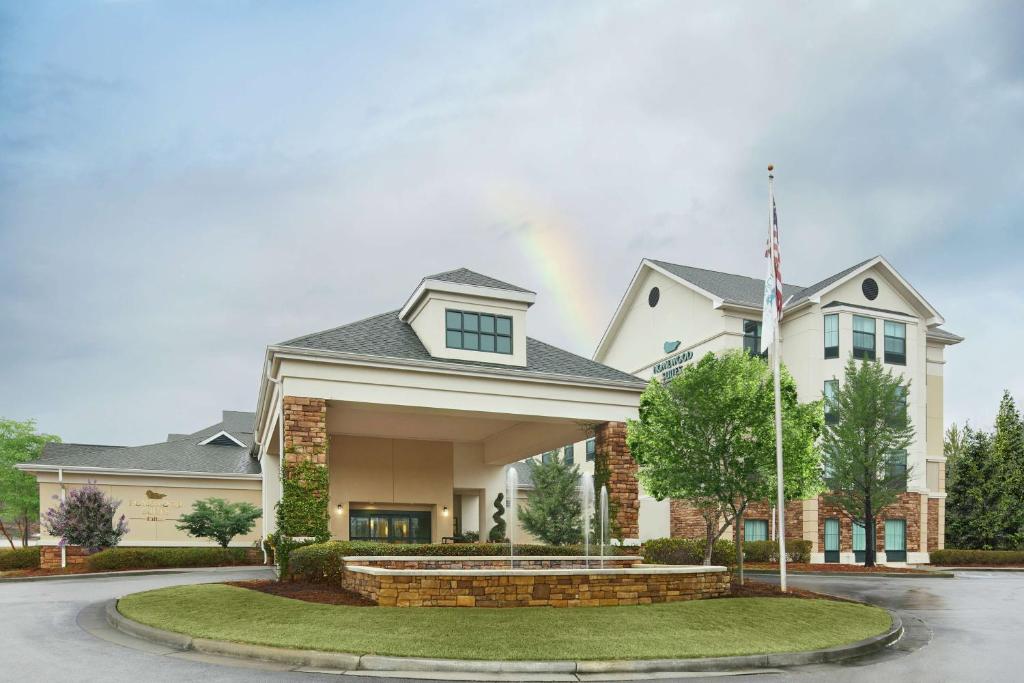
[43,483,128,551]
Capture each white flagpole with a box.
[769,165,788,593]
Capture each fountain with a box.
[506,465,518,568]
[599,484,609,568]
[580,472,594,567]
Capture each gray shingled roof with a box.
[424,268,534,294]
[926,326,964,342]
[786,257,877,306]
[24,411,260,475]
[648,260,807,308]
[278,310,645,386]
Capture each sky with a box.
[1,1,1022,446]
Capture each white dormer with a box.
[399,268,535,367]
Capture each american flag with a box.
[761,184,782,353]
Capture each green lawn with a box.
[118,584,891,661]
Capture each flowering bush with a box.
[43,484,127,551]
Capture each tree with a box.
[944,423,966,461]
[992,392,1024,549]
[519,458,583,545]
[0,418,60,548]
[177,498,262,548]
[945,425,1001,549]
[487,492,506,542]
[43,484,127,551]
[821,358,914,567]
[627,350,822,583]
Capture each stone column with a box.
[283,396,327,464]
[279,396,329,540]
[594,421,639,541]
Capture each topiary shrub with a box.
[0,546,40,571]
[930,549,1024,566]
[487,492,506,542]
[86,546,257,572]
[641,538,736,567]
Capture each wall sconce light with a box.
[442,506,449,517]
[336,504,344,515]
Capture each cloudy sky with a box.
[1,1,1021,445]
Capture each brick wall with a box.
[342,567,730,607]
[816,492,922,553]
[283,396,327,464]
[928,498,940,551]
[670,499,803,542]
[595,422,639,539]
[39,546,92,569]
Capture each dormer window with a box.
[445,309,513,354]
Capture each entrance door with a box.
[885,519,907,562]
[824,518,840,563]
[853,522,865,563]
[349,510,432,544]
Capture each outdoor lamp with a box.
[442,506,449,516]
[336,504,344,514]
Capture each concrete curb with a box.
[745,569,955,579]
[105,598,903,675]
[0,564,273,583]
[935,566,1024,572]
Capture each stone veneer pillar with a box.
[283,396,327,464]
[594,421,639,540]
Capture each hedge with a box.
[287,541,625,583]
[86,547,259,572]
[930,549,1024,566]
[0,547,40,571]
[641,538,737,567]
[743,539,812,564]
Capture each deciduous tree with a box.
[0,418,59,548]
[177,497,262,548]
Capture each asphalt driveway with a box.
[0,567,1020,681]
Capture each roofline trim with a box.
[14,464,262,480]
[926,330,965,345]
[265,345,647,392]
[399,279,537,322]
[197,430,247,448]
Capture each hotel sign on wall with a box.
[129,490,182,522]
[653,349,694,383]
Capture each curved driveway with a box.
[1,567,1020,681]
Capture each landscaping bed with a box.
[1,546,263,578]
[117,583,892,661]
[745,562,932,574]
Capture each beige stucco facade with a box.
[34,471,262,547]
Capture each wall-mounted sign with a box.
[653,349,694,383]
[663,340,681,353]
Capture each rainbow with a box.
[487,185,602,353]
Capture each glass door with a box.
[885,519,907,562]
[350,510,432,544]
[853,522,865,563]
[824,518,840,563]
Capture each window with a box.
[823,380,839,426]
[585,438,596,462]
[350,510,432,544]
[884,321,906,365]
[852,521,866,563]
[885,519,907,561]
[743,320,765,358]
[852,315,876,360]
[563,444,575,465]
[888,386,908,428]
[744,519,768,542]
[445,310,512,354]
[824,518,840,563]
[824,314,839,359]
[541,450,556,464]
[886,449,908,489]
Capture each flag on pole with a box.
[761,187,783,353]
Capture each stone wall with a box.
[928,498,940,551]
[594,422,638,539]
[343,567,730,607]
[344,557,640,570]
[39,546,92,569]
[283,396,327,464]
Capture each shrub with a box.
[287,541,628,583]
[488,492,506,542]
[641,538,736,567]
[743,539,812,564]
[43,484,127,551]
[176,498,262,548]
[86,546,257,572]
[930,549,1024,566]
[0,546,40,571]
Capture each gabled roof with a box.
[277,310,645,387]
[786,257,876,307]
[926,326,964,343]
[648,259,807,308]
[20,411,260,476]
[425,268,534,294]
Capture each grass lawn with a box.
[118,584,892,661]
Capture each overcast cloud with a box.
[1,1,1021,445]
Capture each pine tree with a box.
[519,458,583,545]
[945,426,1000,549]
[993,392,1024,548]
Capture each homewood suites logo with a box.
[653,350,693,383]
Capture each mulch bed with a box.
[745,562,932,574]
[227,580,377,606]
[728,579,858,603]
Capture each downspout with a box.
[259,369,283,566]
[58,468,66,569]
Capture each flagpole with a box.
[769,164,788,593]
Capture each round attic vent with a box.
[648,286,660,307]
[862,277,879,301]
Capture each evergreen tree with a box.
[519,458,583,545]
[993,392,1024,548]
[945,425,1001,549]
[821,358,914,566]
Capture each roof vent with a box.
[198,430,246,447]
[862,277,879,301]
